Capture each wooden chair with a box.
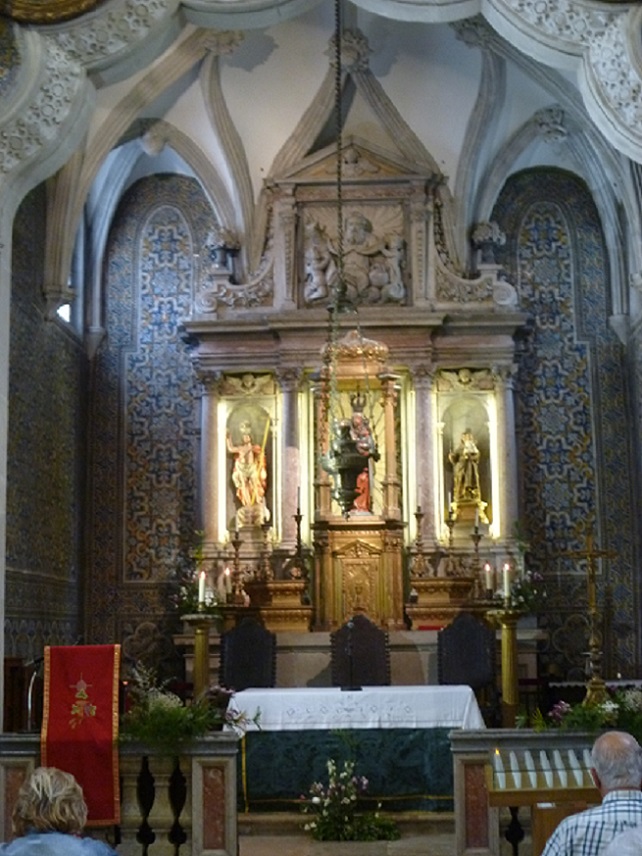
[437,611,500,726]
[330,613,391,687]
[219,617,276,691]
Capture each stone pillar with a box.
[379,373,401,520]
[277,368,302,546]
[410,365,435,543]
[493,366,519,541]
[199,373,221,546]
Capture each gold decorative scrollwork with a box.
[0,0,102,24]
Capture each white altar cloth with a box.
[228,685,485,731]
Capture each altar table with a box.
[228,686,485,811]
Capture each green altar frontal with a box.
[237,728,457,812]
[229,685,486,812]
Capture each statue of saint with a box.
[348,404,378,513]
[226,421,267,512]
[449,429,481,502]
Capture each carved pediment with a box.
[277,135,439,186]
[335,538,382,558]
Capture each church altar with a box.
[228,686,485,811]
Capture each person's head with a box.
[591,730,642,793]
[12,767,88,836]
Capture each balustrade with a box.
[0,733,238,856]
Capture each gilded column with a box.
[311,378,332,518]
[410,365,435,543]
[199,372,221,547]
[379,373,401,520]
[493,366,518,541]
[277,367,302,546]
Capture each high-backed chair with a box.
[330,613,391,687]
[219,617,277,691]
[437,611,500,725]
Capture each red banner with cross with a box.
[41,644,121,825]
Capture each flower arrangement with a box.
[301,758,399,842]
[120,665,258,752]
[495,569,547,613]
[530,686,642,743]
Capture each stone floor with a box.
[238,812,533,856]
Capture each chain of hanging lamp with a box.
[319,0,380,516]
[321,0,346,435]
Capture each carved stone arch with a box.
[51,119,239,354]
[475,110,628,325]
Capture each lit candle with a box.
[198,570,206,604]
[224,566,232,594]
[503,563,511,599]
[493,748,506,789]
[484,562,494,592]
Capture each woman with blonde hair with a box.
[1,767,116,855]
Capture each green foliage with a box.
[301,759,400,842]
[495,569,547,613]
[529,687,642,743]
[120,665,256,753]
[120,693,216,752]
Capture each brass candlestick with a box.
[557,531,615,706]
[260,520,274,581]
[230,528,244,603]
[293,505,306,578]
[445,510,455,550]
[411,505,430,577]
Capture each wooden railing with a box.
[0,733,239,855]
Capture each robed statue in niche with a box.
[226,412,270,527]
[449,428,481,503]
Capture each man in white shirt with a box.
[541,731,642,856]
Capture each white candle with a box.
[503,563,511,598]
[448,491,452,510]
[567,749,584,787]
[475,508,479,530]
[540,750,553,788]
[198,570,206,603]
[493,749,506,789]
[523,750,537,789]
[583,748,593,776]
[484,562,494,591]
[297,486,301,509]
[553,749,567,788]
[509,750,522,789]
[224,566,232,594]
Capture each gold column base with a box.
[181,613,218,699]
[487,608,522,728]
